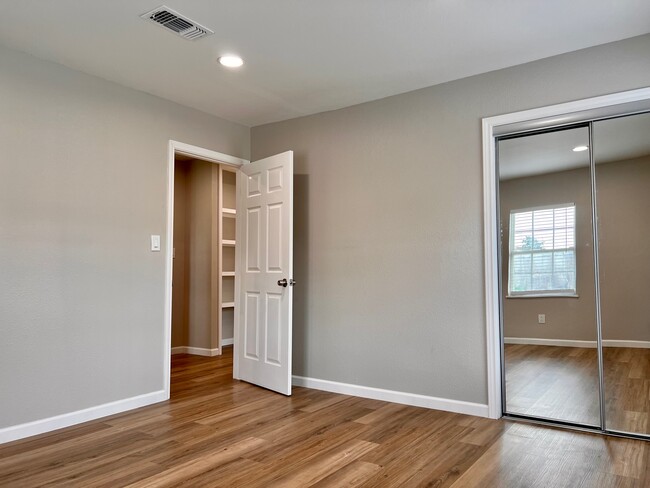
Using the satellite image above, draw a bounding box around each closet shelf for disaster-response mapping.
[222,239,236,246]
[222,271,235,277]
[223,208,236,217]
[221,302,235,308]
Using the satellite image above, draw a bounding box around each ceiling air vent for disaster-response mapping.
[141,6,214,41]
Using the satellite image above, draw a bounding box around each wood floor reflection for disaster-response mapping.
[505,344,650,434]
[604,347,650,434]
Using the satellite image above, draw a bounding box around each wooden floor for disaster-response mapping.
[2,348,650,487]
[505,344,650,434]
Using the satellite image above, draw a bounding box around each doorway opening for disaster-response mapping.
[164,141,246,399]
[171,155,237,358]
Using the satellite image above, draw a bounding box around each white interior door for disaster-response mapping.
[235,151,293,395]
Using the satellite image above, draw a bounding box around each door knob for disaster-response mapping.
[289,279,296,286]
[278,278,288,287]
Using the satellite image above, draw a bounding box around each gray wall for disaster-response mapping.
[251,34,650,405]
[172,161,190,348]
[0,45,249,429]
[172,159,218,350]
[187,160,216,349]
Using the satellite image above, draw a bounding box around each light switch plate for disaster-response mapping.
[151,235,161,252]
[538,314,546,324]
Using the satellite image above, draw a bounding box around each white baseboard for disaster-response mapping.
[0,390,166,445]
[505,337,596,348]
[171,346,221,356]
[292,375,488,418]
[602,340,650,349]
[221,338,234,347]
[505,337,650,349]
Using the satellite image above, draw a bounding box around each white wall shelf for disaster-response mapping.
[219,168,237,349]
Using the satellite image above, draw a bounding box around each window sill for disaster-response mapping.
[507,294,579,299]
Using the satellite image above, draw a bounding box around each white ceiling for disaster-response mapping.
[1,1,649,127]
[499,112,650,180]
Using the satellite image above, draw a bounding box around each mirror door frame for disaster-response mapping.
[482,87,650,424]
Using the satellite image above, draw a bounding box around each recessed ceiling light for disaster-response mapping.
[572,145,589,152]
[218,55,244,68]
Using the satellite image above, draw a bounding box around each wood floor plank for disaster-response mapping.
[172,457,265,488]
[310,460,382,487]
[354,402,410,425]
[264,439,378,487]
[124,436,267,488]
[299,393,352,413]
[357,422,479,487]
[48,459,163,488]
[0,422,113,459]
[458,416,513,446]
[2,437,174,488]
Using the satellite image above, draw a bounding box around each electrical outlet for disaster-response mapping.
[538,314,546,324]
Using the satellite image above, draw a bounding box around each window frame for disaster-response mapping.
[507,203,578,298]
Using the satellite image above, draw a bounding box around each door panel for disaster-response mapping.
[594,112,650,436]
[246,207,261,271]
[498,127,601,427]
[235,151,293,395]
[265,293,282,365]
[267,203,283,271]
[244,292,260,360]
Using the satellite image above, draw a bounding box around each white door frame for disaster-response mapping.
[163,140,249,400]
[482,87,650,419]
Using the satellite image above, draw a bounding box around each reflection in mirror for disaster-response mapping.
[498,126,600,426]
[594,112,650,435]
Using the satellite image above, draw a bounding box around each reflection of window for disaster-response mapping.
[508,204,576,296]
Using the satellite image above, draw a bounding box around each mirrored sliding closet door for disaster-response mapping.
[498,126,601,427]
[594,112,650,436]
[497,107,650,438]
